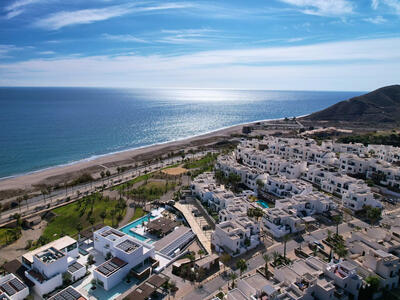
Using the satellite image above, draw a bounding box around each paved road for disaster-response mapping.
[180,219,364,300]
[0,151,216,223]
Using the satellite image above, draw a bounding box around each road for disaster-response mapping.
[180,219,366,300]
[0,151,216,224]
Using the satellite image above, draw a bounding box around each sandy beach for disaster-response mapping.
[0,122,246,193]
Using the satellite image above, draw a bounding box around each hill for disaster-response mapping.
[304,85,400,124]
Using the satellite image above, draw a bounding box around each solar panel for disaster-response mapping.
[109,261,118,269]
[66,287,81,299]
[98,266,109,275]
[9,278,26,292]
[1,283,16,296]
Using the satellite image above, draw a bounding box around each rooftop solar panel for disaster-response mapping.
[1,283,16,296]
[9,278,26,292]
[66,287,81,298]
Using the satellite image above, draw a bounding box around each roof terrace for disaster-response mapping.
[35,247,65,264]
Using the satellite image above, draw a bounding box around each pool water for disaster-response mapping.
[84,278,138,300]
[119,214,155,243]
[257,200,269,208]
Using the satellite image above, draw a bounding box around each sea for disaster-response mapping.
[0,88,363,179]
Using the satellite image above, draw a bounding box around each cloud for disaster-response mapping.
[0,44,23,58]
[382,0,400,14]
[4,0,44,19]
[158,29,218,44]
[34,2,193,30]
[102,34,148,43]
[278,0,354,16]
[371,0,380,9]
[1,37,399,91]
[38,51,55,55]
[364,15,387,23]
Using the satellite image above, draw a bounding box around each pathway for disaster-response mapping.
[174,201,212,254]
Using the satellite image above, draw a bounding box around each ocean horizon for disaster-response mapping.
[0,87,363,179]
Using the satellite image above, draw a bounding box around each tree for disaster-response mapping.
[229,272,238,289]
[197,249,205,258]
[262,253,271,278]
[366,206,381,225]
[87,254,95,265]
[16,197,23,212]
[236,259,247,277]
[272,251,280,265]
[228,173,241,193]
[23,194,29,209]
[89,216,95,232]
[256,179,264,195]
[332,214,342,235]
[282,234,291,259]
[100,210,107,224]
[334,241,348,259]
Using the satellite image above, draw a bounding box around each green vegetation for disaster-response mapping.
[0,227,21,247]
[41,192,126,243]
[129,180,176,202]
[69,173,94,186]
[129,207,146,222]
[113,172,154,192]
[184,153,219,177]
[337,132,400,147]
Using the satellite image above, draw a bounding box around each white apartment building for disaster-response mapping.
[348,227,400,254]
[342,183,382,212]
[339,154,370,175]
[322,141,367,155]
[368,144,400,164]
[93,226,156,291]
[218,198,249,222]
[0,274,29,300]
[263,175,312,198]
[275,191,336,217]
[212,216,260,256]
[21,236,82,297]
[262,208,305,238]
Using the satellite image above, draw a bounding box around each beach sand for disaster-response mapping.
[0,123,245,192]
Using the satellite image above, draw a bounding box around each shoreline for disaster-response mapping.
[0,114,308,192]
[0,119,251,191]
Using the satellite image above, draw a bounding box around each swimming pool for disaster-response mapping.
[120,214,155,235]
[119,214,156,243]
[257,200,269,208]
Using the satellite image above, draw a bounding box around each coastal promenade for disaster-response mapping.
[0,151,216,225]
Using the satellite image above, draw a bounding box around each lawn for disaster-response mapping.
[129,180,176,201]
[41,192,126,242]
[183,153,218,169]
[129,207,146,222]
[113,172,154,192]
[0,227,21,247]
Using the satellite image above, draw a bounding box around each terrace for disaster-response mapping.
[95,257,128,278]
[116,239,140,254]
[36,247,65,264]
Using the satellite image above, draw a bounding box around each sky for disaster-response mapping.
[0,0,399,91]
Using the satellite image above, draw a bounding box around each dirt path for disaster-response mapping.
[0,221,46,262]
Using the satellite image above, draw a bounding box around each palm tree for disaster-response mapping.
[197,249,205,258]
[220,253,231,274]
[236,259,247,277]
[283,234,291,259]
[0,203,2,219]
[41,189,47,204]
[89,216,95,232]
[16,197,23,212]
[229,272,238,289]
[262,253,271,278]
[23,194,29,209]
[76,223,83,242]
[110,209,116,227]
[272,251,280,265]
[333,214,342,235]
[100,210,107,224]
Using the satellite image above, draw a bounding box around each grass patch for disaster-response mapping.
[183,153,218,169]
[112,172,154,192]
[129,180,176,201]
[129,207,146,222]
[0,227,21,247]
[41,192,126,243]
[337,131,400,147]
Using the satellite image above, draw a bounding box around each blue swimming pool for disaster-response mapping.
[257,200,269,208]
[120,214,155,235]
[130,232,148,242]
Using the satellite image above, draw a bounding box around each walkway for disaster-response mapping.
[174,201,212,254]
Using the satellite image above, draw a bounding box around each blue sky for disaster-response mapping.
[0,0,399,90]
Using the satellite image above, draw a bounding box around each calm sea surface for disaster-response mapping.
[0,88,363,178]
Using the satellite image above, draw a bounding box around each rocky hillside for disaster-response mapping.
[304,85,400,124]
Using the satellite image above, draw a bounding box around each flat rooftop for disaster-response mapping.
[116,239,140,253]
[96,257,127,277]
[0,277,27,297]
[49,286,86,300]
[35,247,65,264]
[68,262,85,274]
[22,236,76,263]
